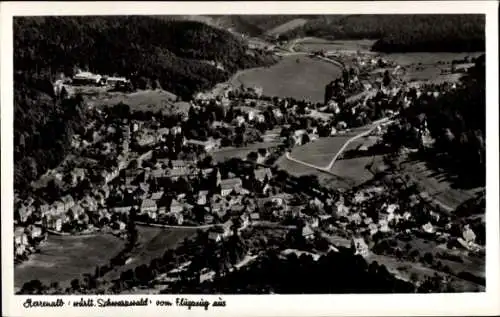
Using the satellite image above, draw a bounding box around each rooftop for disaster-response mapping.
[254,168,272,181]
[220,177,242,189]
[151,191,164,200]
[141,199,157,209]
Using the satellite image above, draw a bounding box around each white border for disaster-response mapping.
[1,2,499,317]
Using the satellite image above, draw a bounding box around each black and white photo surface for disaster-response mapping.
[2,1,499,317]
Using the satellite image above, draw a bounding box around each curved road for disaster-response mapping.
[286,117,391,173]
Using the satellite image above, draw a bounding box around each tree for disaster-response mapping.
[246,151,258,162]
[422,252,434,265]
[280,127,291,138]
[234,133,244,147]
[20,279,44,294]
[70,278,80,291]
[383,70,392,87]
[301,133,310,145]
[175,177,192,194]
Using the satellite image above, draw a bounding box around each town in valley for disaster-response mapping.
[13,15,486,295]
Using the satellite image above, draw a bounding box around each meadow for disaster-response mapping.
[381,52,483,82]
[296,38,377,53]
[15,234,124,288]
[330,155,380,187]
[231,55,342,103]
[83,89,191,115]
[274,155,354,189]
[289,126,376,169]
[290,136,353,168]
[104,225,199,280]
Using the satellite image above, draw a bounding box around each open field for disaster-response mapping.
[325,136,382,186]
[275,155,355,189]
[15,234,124,288]
[104,225,199,280]
[231,55,342,103]
[81,89,190,115]
[296,38,377,53]
[290,136,353,168]
[380,52,483,82]
[289,123,378,169]
[211,141,282,163]
[330,155,381,187]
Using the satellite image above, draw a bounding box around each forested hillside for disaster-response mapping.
[14,74,86,192]
[281,15,485,52]
[14,16,276,99]
[386,55,486,186]
[13,16,276,191]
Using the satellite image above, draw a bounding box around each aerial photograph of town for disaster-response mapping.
[13,14,486,295]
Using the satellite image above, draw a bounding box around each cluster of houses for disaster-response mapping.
[18,47,481,271]
[322,178,482,257]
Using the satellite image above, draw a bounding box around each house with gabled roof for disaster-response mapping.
[171,160,192,170]
[167,167,192,180]
[197,190,209,205]
[220,177,243,196]
[141,199,157,214]
[61,195,75,211]
[113,206,133,214]
[204,213,215,224]
[53,200,65,215]
[151,191,164,201]
[302,224,315,240]
[254,168,272,183]
[71,168,86,185]
[150,169,166,180]
[169,199,183,214]
[250,212,260,222]
[68,204,85,221]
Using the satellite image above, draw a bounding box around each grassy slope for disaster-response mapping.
[15,234,124,287]
[103,226,198,280]
[291,136,352,168]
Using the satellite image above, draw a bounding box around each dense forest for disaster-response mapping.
[13,16,276,191]
[280,15,485,52]
[14,16,276,99]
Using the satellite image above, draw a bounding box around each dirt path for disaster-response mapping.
[286,117,391,172]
